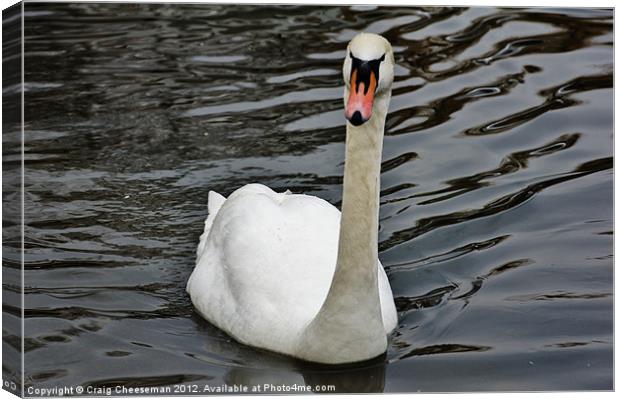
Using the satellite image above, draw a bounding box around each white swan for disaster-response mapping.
[187,33,397,364]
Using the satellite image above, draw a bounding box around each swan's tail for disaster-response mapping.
[196,191,226,261]
[208,190,226,215]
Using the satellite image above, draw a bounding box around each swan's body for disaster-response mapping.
[187,185,397,355]
[187,33,397,364]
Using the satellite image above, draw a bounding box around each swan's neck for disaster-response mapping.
[296,94,390,363]
[333,97,387,305]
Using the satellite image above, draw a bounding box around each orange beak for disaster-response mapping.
[345,68,377,126]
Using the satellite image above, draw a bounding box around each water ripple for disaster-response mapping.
[14,3,613,393]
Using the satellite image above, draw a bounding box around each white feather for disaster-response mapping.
[187,184,397,356]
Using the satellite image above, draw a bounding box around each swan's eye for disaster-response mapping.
[348,52,386,93]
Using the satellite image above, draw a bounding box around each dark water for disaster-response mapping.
[3,2,613,393]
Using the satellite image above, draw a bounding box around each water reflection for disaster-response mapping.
[223,356,387,393]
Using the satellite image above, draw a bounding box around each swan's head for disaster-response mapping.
[343,33,394,126]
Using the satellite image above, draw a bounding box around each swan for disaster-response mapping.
[187,32,397,364]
